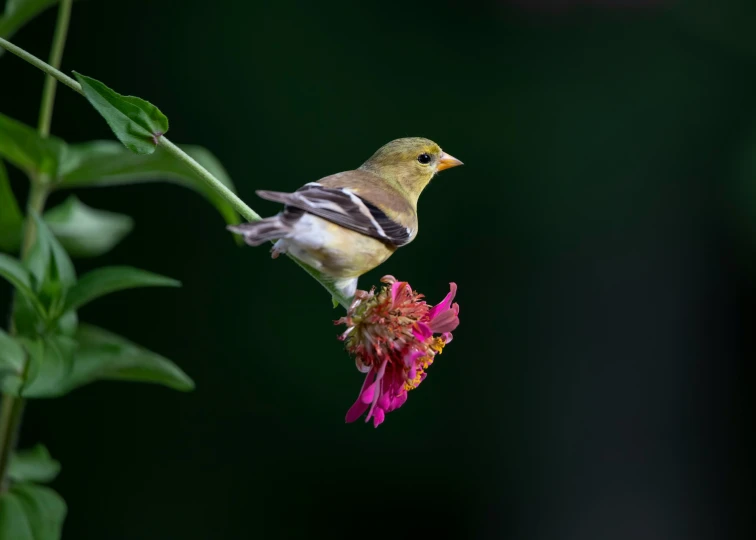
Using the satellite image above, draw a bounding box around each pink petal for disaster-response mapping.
[392,392,408,411]
[372,407,386,428]
[365,360,387,423]
[345,368,375,423]
[345,399,369,424]
[404,349,425,364]
[360,382,376,404]
[426,283,458,321]
[391,281,408,306]
[412,322,432,341]
[428,309,459,334]
[378,391,390,411]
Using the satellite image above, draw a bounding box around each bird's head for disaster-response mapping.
[359,137,462,205]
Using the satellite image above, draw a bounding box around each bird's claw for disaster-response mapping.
[349,290,369,312]
[347,289,370,315]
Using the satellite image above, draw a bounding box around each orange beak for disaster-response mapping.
[437,152,463,171]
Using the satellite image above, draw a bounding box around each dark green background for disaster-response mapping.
[2,0,756,538]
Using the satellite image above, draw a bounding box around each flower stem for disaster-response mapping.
[0,183,50,492]
[0,395,23,492]
[0,1,70,492]
[0,36,353,308]
[38,0,73,138]
[19,183,50,255]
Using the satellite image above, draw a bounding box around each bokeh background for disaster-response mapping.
[2,0,756,538]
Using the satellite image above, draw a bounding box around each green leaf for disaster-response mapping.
[0,0,59,44]
[71,324,194,392]
[0,253,46,327]
[25,212,76,294]
[0,329,26,395]
[54,309,77,338]
[0,113,64,177]
[8,445,61,484]
[19,336,77,398]
[43,196,133,258]
[7,326,193,397]
[0,483,67,540]
[57,140,240,226]
[10,296,44,344]
[0,253,36,302]
[63,266,180,313]
[0,160,23,251]
[0,490,33,540]
[0,327,24,377]
[73,72,169,155]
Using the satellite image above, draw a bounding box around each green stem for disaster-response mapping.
[19,183,50,255]
[0,1,71,492]
[0,395,23,491]
[38,0,73,138]
[0,36,353,308]
[0,182,50,492]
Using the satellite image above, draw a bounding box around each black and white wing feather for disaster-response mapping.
[255,183,412,246]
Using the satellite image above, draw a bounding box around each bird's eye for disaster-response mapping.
[417,153,431,164]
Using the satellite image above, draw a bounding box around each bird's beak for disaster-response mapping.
[437,152,463,171]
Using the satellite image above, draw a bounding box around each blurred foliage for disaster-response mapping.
[0,0,58,45]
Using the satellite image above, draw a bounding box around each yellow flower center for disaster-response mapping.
[404,356,434,392]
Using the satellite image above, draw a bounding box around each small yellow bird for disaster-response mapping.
[228,137,462,298]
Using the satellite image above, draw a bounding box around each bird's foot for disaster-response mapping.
[270,240,287,259]
[348,289,371,314]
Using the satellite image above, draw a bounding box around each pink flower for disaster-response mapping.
[336,276,460,428]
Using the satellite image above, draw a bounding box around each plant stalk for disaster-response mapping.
[0,395,23,491]
[0,182,50,492]
[0,35,353,308]
[0,0,71,492]
[38,0,73,138]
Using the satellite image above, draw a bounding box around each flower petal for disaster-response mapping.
[372,407,386,428]
[427,282,457,319]
[428,308,459,334]
[345,399,370,424]
[365,360,387,422]
[413,322,432,341]
[360,382,377,404]
[391,281,409,307]
[345,368,375,423]
[378,390,391,411]
[391,391,408,411]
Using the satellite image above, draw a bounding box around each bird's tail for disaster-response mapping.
[227,215,293,247]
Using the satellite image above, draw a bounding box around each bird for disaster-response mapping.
[227,137,463,300]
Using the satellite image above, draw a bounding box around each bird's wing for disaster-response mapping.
[256,183,412,246]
